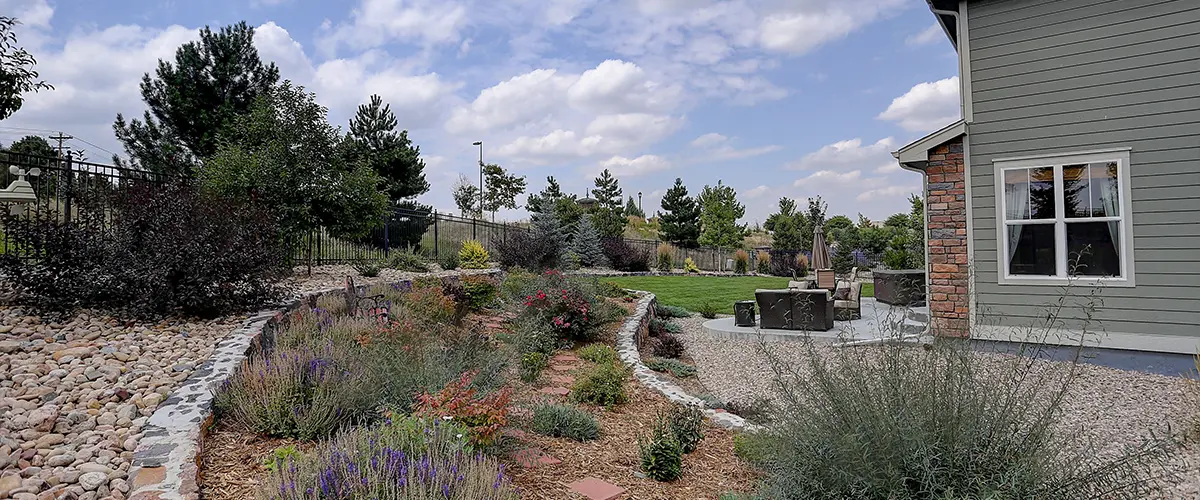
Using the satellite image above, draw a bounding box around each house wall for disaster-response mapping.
[926,137,970,337]
[965,0,1200,351]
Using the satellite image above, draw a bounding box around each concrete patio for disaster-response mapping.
[700,297,929,343]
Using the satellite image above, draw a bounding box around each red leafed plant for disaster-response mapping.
[523,287,593,340]
[415,371,512,446]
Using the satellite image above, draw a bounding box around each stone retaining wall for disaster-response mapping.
[127,272,497,500]
[614,292,753,430]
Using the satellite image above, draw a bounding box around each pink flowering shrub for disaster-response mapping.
[519,270,600,341]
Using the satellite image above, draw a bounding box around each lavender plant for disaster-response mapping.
[258,415,519,499]
[213,344,373,440]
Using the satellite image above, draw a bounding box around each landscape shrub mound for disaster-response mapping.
[458,240,490,269]
[213,344,372,440]
[746,331,1181,499]
[530,403,600,442]
[571,361,629,407]
[0,182,288,318]
[258,414,519,499]
[601,237,651,272]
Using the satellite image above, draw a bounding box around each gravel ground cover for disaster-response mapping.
[675,315,1200,498]
[0,307,245,499]
[287,264,495,294]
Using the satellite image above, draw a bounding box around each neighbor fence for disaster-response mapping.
[291,208,530,266]
[0,152,164,258]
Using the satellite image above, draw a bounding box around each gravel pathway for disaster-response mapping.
[288,265,496,294]
[0,307,244,499]
[675,315,1200,497]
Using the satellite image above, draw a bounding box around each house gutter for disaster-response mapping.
[929,4,967,124]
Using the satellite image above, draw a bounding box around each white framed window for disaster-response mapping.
[993,148,1135,287]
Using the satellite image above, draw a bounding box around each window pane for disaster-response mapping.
[1007,223,1056,276]
[1065,162,1120,218]
[1067,221,1121,277]
[1004,169,1030,220]
[1029,167,1055,219]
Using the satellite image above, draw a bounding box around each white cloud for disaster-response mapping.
[690,133,727,148]
[319,0,468,55]
[874,162,902,174]
[857,184,921,202]
[743,185,770,199]
[795,169,864,187]
[786,137,896,171]
[906,23,943,46]
[593,154,672,177]
[687,132,780,162]
[495,113,682,164]
[567,60,683,114]
[757,0,905,55]
[444,69,577,134]
[878,76,961,132]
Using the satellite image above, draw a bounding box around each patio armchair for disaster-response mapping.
[833,280,862,320]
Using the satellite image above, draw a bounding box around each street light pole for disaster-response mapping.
[638,191,643,214]
[472,141,483,219]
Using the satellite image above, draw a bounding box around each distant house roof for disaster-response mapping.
[928,0,960,48]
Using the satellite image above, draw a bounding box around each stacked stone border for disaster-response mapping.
[126,272,498,500]
[614,291,754,431]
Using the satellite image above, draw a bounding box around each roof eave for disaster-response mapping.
[928,0,960,49]
[892,119,967,172]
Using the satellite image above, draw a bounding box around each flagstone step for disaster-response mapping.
[567,477,626,500]
[512,448,561,468]
[538,386,570,397]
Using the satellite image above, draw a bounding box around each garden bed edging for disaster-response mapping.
[615,291,754,431]
[126,271,499,500]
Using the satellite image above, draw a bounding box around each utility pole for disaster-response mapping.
[49,132,72,160]
[472,141,484,219]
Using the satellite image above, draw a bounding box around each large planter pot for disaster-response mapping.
[873,269,926,306]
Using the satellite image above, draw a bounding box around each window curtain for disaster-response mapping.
[1101,169,1121,257]
[1004,171,1031,267]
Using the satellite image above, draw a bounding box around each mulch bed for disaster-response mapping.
[197,299,761,499]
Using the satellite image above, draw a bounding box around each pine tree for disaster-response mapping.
[624,196,644,218]
[531,209,565,267]
[697,180,747,248]
[346,94,428,203]
[658,178,700,248]
[591,169,625,238]
[769,197,805,251]
[570,213,606,267]
[527,176,565,214]
[114,21,279,175]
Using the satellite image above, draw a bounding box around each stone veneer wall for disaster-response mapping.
[126,273,495,500]
[924,136,970,337]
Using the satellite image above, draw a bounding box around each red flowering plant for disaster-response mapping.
[414,371,512,447]
[519,270,600,341]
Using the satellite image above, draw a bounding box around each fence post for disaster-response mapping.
[62,156,73,224]
[382,215,390,256]
[433,210,439,257]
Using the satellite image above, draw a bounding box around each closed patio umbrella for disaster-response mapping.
[811,225,832,270]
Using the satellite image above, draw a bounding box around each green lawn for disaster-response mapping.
[603,275,875,315]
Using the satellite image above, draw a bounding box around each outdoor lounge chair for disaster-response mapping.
[834,281,862,320]
[754,288,834,331]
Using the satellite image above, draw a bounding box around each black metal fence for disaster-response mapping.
[291,209,530,266]
[0,152,164,257]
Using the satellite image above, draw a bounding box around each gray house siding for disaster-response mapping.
[965,0,1200,340]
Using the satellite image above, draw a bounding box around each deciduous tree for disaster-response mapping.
[452,174,481,218]
[482,163,526,221]
[0,16,53,120]
[201,82,387,239]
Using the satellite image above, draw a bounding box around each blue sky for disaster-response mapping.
[2,0,961,224]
